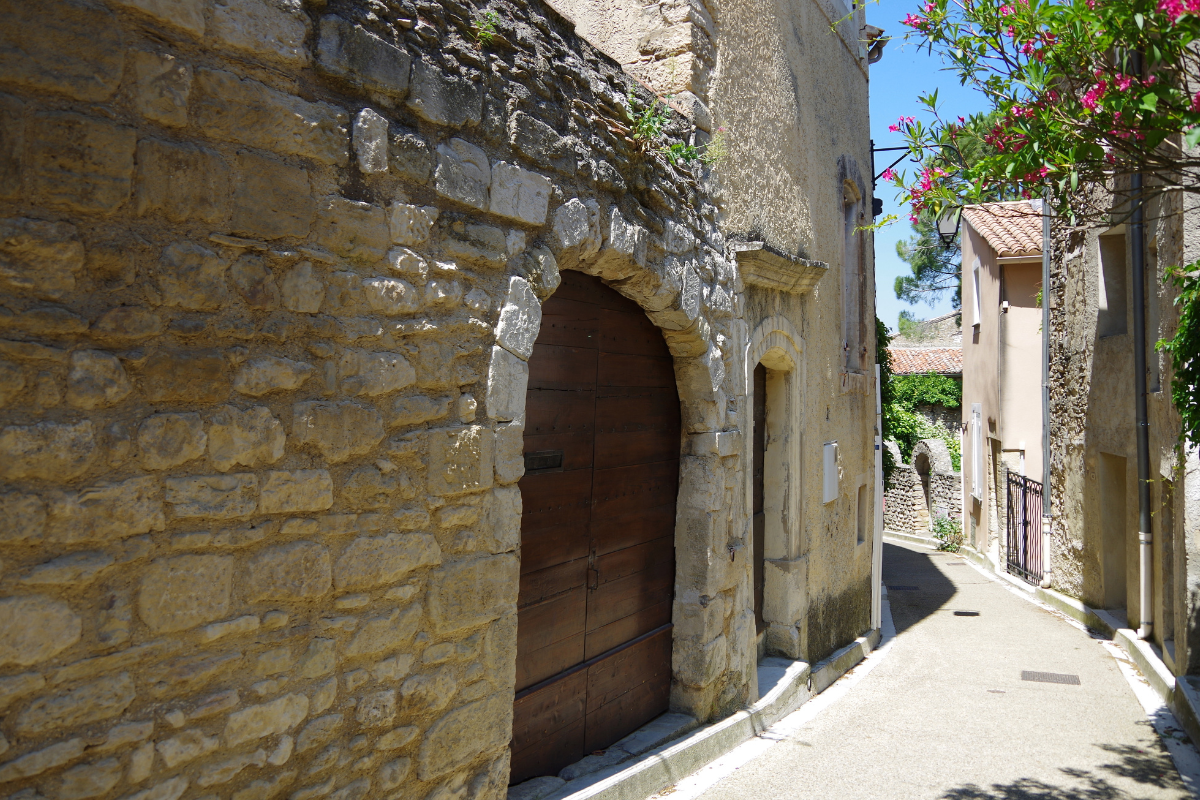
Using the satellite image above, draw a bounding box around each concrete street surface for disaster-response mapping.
[694,541,1194,799]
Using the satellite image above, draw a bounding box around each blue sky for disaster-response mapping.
[866,0,989,331]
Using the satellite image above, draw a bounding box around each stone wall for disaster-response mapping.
[884,439,961,537]
[0,1,750,798]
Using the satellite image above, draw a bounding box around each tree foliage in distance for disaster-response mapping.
[883,372,964,470]
[895,216,964,308]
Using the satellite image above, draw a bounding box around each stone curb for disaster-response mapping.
[882,529,940,550]
[948,542,1200,750]
[543,628,883,800]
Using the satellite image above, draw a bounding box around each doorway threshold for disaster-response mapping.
[507,628,882,800]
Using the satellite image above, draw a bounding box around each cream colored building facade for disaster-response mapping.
[0,0,879,798]
[960,201,1045,563]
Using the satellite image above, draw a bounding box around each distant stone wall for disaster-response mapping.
[884,439,961,537]
[0,1,749,799]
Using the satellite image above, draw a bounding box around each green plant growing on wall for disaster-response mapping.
[877,317,898,488]
[1159,266,1200,450]
[882,371,963,470]
[472,10,499,45]
[932,515,964,552]
[627,90,671,152]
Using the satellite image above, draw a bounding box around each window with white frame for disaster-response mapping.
[970,403,983,499]
[971,257,982,328]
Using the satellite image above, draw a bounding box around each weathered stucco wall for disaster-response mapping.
[0,0,759,798]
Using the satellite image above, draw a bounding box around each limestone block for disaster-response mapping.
[407,60,482,127]
[425,278,462,308]
[375,727,417,752]
[390,128,434,183]
[377,757,411,789]
[329,778,370,800]
[550,198,601,268]
[427,555,518,634]
[399,668,456,714]
[0,595,81,667]
[296,639,336,679]
[0,0,124,101]
[488,486,521,553]
[389,394,451,428]
[28,112,135,214]
[523,246,561,300]
[673,632,726,688]
[139,554,233,633]
[234,356,315,396]
[164,474,258,519]
[225,695,307,753]
[197,748,267,787]
[138,412,207,470]
[0,673,45,712]
[110,0,205,34]
[45,476,164,543]
[509,111,576,174]
[424,425,494,496]
[0,738,85,783]
[1,306,87,336]
[316,15,411,98]
[434,139,490,212]
[486,346,528,423]
[0,94,20,200]
[341,465,403,509]
[334,533,441,589]
[590,207,648,280]
[208,405,285,472]
[0,216,84,299]
[135,139,229,224]
[230,253,279,309]
[489,162,551,226]
[138,349,230,403]
[128,741,154,782]
[493,424,524,486]
[268,735,293,765]
[343,604,422,658]
[122,775,190,800]
[354,108,389,175]
[357,690,397,727]
[194,69,348,166]
[230,151,315,239]
[292,400,385,463]
[417,694,512,780]
[132,51,192,127]
[313,197,389,264]
[55,757,123,800]
[66,350,131,409]
[0,419,95,481]
[362,277,419,316]
[0,494,45,544]
[387,204,439,246]
[259,470,334,514]
[441,223,508,268]
[465,289,490,314]
[211,0,310,65]
[16,673,136,736]
[157,730,219,768]
[245,541,332,601]
[495,277,542,361]
[157,242,230,311]
[0,358,23,406]
[281,261,324,313]
[297,713,342,753]
[21,551,113,587]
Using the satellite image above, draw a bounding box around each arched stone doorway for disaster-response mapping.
[913,452,933,532]
[509,271,681,782]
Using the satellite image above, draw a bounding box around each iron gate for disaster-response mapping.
[1006,474,1043,584]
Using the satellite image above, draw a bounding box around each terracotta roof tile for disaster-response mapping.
[888,347,962,376]
[962,200,1043,257]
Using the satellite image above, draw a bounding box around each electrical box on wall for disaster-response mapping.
[823,441,839,504]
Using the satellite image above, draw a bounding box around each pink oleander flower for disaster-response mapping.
[1000,4,1014,14]
[1115,74,1134,91]
[1021,41,1035,55]
[888,124,900,132]
[1192,90,1200,111]
[881,168,897,181]
[1160,0,1185,20]
[903,12,927,25]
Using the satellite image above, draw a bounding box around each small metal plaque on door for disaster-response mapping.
[524,450,564,474]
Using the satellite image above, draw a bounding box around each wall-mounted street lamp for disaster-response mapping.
[936,207,962,248]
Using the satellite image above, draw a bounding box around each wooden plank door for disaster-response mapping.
[510,272,680,784]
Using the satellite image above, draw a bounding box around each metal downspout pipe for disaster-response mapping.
[1131,169,1154,640]
[1041,192,1053,588]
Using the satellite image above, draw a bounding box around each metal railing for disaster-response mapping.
[1006,474,1044,584]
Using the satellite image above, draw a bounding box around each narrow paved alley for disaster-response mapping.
[687,542,1193,799]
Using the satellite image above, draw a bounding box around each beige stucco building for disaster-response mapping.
[959,201,1045,567]
[0,0,880,798]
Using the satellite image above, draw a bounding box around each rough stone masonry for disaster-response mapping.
[0,0,751,799]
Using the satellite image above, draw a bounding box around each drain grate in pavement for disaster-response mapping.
[953,610,980,616]
[888,585,919,591]
[1021,670,1081,685]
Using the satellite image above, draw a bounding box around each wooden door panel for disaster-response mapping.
[589,504,677,556]
[598,352,676,388]
[517,586,586,655]
[516,632,585,692]
[583,600,672,660]
[519,558,588,608]
[528,344,598,390]
[537,298,601,348]
[584,673,671,754]
[513,668,587,741]
[519,468,591,532]
[586,563,674,632]
[591,460,680,522]
[594,388,680,469]
[553,270,640,310]
[510,716,584,785]
[585,626,672,714]
[594,537,673,586]
[598,308,671,356]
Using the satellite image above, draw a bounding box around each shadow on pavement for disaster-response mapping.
[938,739,1188,799]
[881,542,958,635]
